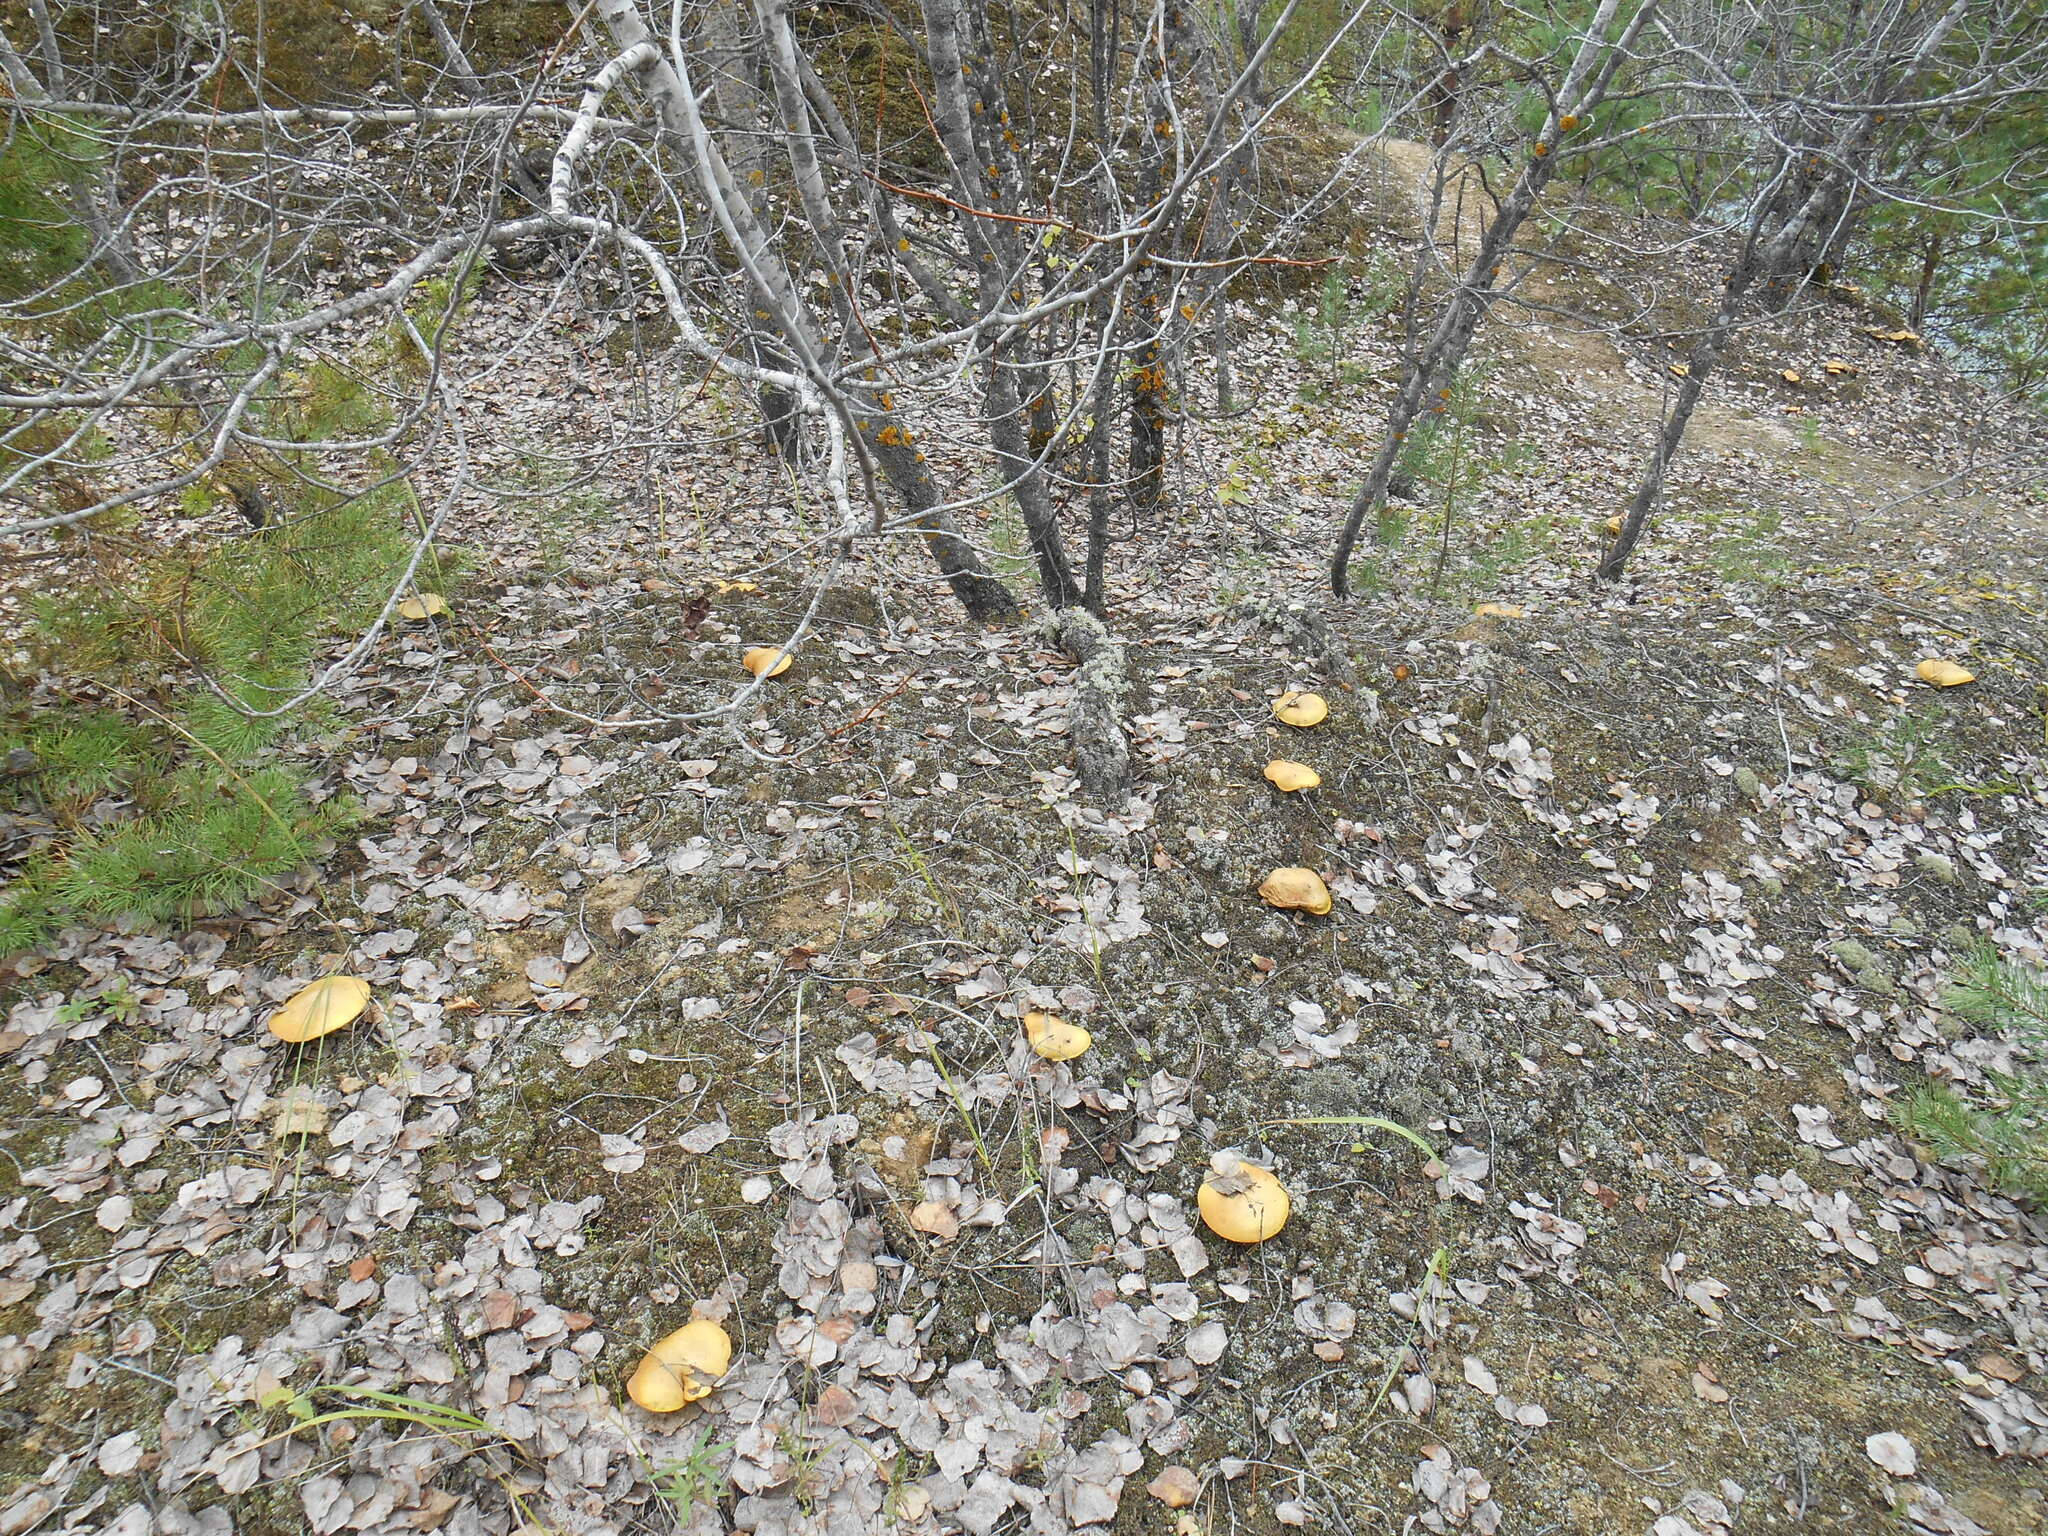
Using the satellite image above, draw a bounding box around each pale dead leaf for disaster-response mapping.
[1864,1431,1917,1477]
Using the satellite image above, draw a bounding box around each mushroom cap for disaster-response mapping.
[1473,602,1525,619]
[1272,691,1328,727]
[1023,1010,1092,1062]
[743,645,794,678]
[1198,1159,1291,1243]
[1264,760,1321,792]
[267,976,372,1043]
[627,1319,733,1412]
[398,593,449,620]
[1602,515,1624,536]
[1915,658,1974,688]
[1259,867,1332,915]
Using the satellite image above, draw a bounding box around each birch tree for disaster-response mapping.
[1598,0,2039,580]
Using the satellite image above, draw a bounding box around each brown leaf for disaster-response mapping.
[813,1383,860,1427]
[1976,1353,2025,1384]
[1147,1466,1201,1508]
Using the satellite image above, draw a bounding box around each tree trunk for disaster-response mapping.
[1329,160,1552,594]
[989,359,1081,607]
[1052,607,1131,803]
[1127,16,1171,517]
[917,0,1079,604]
[698,0,805,458]
[1083,316,1117,615]
[1910,234,1942,331]
[1597,252,1761,582]
[865,430,1023,622]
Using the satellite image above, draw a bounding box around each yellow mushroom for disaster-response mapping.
[1271,691,1328,727]
[1197,1152,1291,1243]
[742,645,794,678]
[267,976,372,1044]
[1264,760,1321,793]
[1023,1009,1092,1062]
[1602,515,1624,537]
[1259,867,1332,915]
[627,1318,733,1412]
[1915,659,1974,688]
[397,593,449,620]
[1473,602,1525,619]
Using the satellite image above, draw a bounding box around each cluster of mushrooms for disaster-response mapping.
[257,671,1463,1425]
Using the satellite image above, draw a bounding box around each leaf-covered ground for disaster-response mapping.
[4,153,2048,1536]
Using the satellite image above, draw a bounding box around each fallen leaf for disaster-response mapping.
[1864,1431,1917,1477]
[1146,1466,1200,1508]
[910,1200,960,1239]
[270,1087,329,1138]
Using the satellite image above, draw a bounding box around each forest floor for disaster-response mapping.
[3,144,2048,1536]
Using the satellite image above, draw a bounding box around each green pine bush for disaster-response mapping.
[0,98,432,954]
[0,482,410,947]
[1894,939,2048,1203]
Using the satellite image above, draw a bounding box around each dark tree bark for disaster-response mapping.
[1910,233,1943,331]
